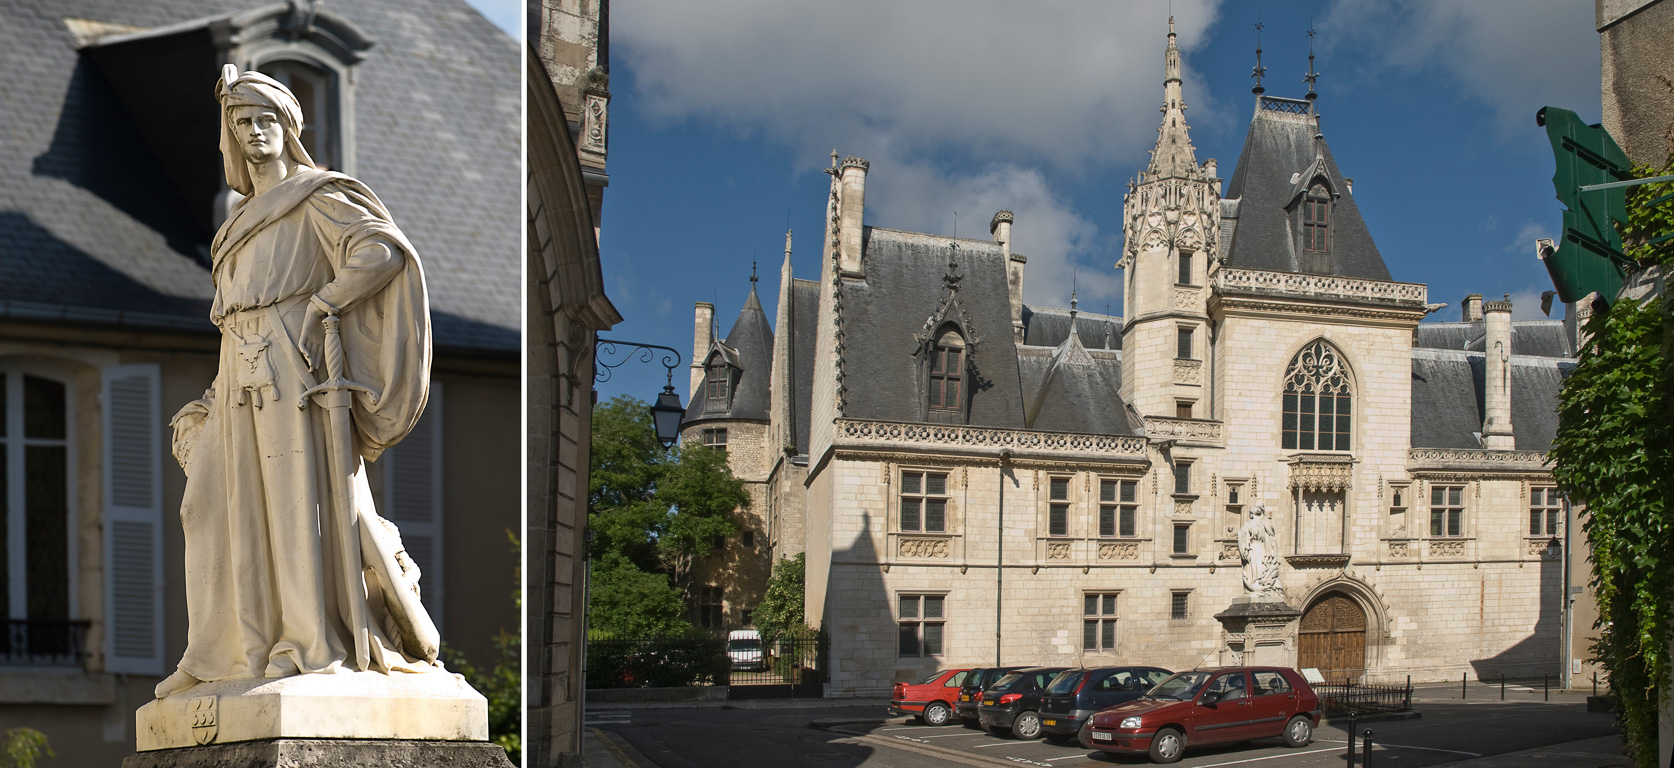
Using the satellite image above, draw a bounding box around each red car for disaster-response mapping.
[1085,667,1319,764]
[889,668,972,725]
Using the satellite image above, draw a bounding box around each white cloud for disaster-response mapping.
[1320,0,1599,132]
[615,1,1224,172]
[1508,289,1555,321]
[1504,220,1549,254]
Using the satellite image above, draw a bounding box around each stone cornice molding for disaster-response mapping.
[834,419,1149,464]
[1209,295,1428,326]
[1407,448,1552,475]
[1213,268,1427,309]
[1285,453,1355,491]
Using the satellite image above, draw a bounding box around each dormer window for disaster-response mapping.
[1303,183,1330,253]
[259,59,339,171]
[928,328,965,414]
[706,363,732,408]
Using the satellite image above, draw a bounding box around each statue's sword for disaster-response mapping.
[297,314,380,671]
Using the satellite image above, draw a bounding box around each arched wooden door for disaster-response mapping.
[1298,592,1366,680]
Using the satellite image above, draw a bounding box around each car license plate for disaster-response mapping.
[983,700,995,706]
[1093,732,1113,742]
[1043,719,1056,726]
[961,695,970,702]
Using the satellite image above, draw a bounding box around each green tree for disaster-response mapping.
[586,395,748,630]
[1550,157,1674,768]
[0,728,51,768]
[753,553,806,643]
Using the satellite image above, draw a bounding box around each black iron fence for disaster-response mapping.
[585,628,827,690]
[1,619,90,667]
[1315,677,1413,715]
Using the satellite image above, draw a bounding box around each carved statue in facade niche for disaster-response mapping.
[1238,505,1283,599]
[155,66,440,699]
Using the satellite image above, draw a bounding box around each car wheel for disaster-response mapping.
[1077,721,1093,749]
[1012,711,1043,740]
[1282,715,1313,747]
[1148,727,1185,764]
[923,702,952,726]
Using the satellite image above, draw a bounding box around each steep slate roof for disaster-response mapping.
[838,227,1137,435]
[0,0,519,352]
[686,285,774,423]
[1409,349,1573,451]
[1220,99,1391,281]
[1413,321,1574,358]
[1015,347,1130,435]
[1022,305,1122,350]
[788,278,819,455]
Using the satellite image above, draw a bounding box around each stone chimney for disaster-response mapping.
[992,211,1026,342]
[1482,295,1515,450]
[837,156,869,276]
[691,301,713,397]
[1461,293,1484,322]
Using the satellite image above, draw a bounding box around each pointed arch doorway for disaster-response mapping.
[1298,592,1366,680]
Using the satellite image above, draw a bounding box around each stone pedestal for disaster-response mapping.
[1213,598,1303,668]
[133,671,488,751]
[121,739,513,768]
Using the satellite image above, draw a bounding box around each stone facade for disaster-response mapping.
[703,21,1582,698]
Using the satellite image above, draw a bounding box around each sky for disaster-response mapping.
[588,0,1602,409]
[463,0,519,39]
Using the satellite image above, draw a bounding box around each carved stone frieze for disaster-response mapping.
[1408,448,1552,474]
[1387,541,1410,558]
[1142,416,1224,446]
[1284,554,1350,569]
[1046,542,1072,560]
[1099,541,1141,561]
[1173,358,1203,386]
[1173,287,1203,312]
[1287,455,1354,492]
[898,538,950,558]
[580,91,609,157]
[1174,499,1194,516]
[1214,268,1427,307]
[835,419,1149,458]
[1527,538,1562,558]
[1219,542,1239,561]
[1429,540,1466,558]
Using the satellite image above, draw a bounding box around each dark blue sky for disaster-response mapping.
[591,1,1600,408]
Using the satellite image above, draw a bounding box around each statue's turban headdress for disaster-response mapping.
[215,64,317,195]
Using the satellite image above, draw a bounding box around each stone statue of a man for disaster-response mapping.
[1238,505,1283,599]
[154,66,439,699]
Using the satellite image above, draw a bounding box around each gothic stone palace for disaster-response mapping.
[682,24,1580,695]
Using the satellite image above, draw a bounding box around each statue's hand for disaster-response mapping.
[168,395,213,474]
[297,304,327,371]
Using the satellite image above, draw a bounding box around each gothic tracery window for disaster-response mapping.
[1282,340,1353,451]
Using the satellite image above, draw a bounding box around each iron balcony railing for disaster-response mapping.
[1,619,91,667]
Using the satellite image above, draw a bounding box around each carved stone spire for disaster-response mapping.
[1147,16,1199,178]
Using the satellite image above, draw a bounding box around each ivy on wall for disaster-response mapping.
[1550,158,1674,768]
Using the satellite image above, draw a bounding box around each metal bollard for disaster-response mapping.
[1462,671,1467,700]
[1544,673,1549,701]
[1593,671,1598,697]
[1363,728,1374,766]
[1346,711,1358,768]
[1501,672,1506,701]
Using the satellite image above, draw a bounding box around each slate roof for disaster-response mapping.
[837,227,1136,434]
[1413,321,1574,358]
[0,0,519,352]
[788,278,818,455]
[1022,305,1122,350]
[1409,349,1573,451]
[1220,99,1391,281]
[686,285,773,424]
[1015,346,1130,435]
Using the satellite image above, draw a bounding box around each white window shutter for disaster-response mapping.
[102,364,163,675]
[384,382,443,629]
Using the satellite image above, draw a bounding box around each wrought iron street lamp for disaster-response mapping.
[594,338,685,447]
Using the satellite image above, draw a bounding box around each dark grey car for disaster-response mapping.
[1039,666,1173,746]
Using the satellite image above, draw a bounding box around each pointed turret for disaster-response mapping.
[1147,16,1200,177]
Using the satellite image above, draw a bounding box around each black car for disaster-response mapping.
[1038,666,1173,746]
[954,667,1022,727]
[976,666,1070,739]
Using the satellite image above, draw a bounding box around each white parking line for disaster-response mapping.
[974,741,1023,748]
[1187,746,1344,766]
[1042,754,1093,761]
[1373,742,1482,756]
[879,725,963,731]
[918,732,993,738]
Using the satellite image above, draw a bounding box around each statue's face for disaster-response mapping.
[229,104,285,165]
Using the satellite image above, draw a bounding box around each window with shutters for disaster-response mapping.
[371,381,444,627]
[1099,479,1138,537]
[1083,592,1119,651]
[898,593,945,657]
[101,363,162,674]
[1281,340,1354,451]
[899,470,948,533]
[0,362,80,667]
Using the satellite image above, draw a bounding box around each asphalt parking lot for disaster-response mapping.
[833,700,1619,767]
[590,697,1620,768]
